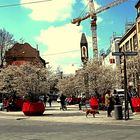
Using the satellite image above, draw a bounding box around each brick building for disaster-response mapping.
[5,43,46,67]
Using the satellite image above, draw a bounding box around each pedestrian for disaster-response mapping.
[43,95,47,107]
[60,94,67,110]
[79,94,86,110]
[47,95,52,107]
[47,94,52,107]
[105,89,114,117]
[127,82,137,113]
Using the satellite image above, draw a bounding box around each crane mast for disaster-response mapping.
[89,0,98,58]
[71,0,128,58]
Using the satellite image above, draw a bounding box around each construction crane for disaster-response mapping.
[71,0,128,58]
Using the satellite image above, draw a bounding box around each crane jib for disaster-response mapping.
[95,0,128,14]
[71,0,128,58]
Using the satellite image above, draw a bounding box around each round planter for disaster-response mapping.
[132,97,140,112]
[22,101,45,116]
[89,98,99,110]
[4,98,24,111]
[133,106,140,112]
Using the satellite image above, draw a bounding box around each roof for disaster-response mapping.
[5,42,46,67]
[6,43,39,58]
[80,33,87,44]
[135,0,140,8]
[119,24,136,45]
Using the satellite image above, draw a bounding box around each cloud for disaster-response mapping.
[81,0,103,24]
[21,0,76,22]
[35,23,85,74]
[82,0,101,10]
[97,16,103,23]
[21,0,103,74]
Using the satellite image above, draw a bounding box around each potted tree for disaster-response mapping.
[22,92,46,116]
[19,64,54,116]
[0,65,25,111]
[0,64,54,116]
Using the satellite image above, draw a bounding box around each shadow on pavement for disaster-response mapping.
[43,112,84,117]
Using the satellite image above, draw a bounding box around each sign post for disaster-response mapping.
[112,51,138,120]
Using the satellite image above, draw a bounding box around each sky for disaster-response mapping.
[0,0,138,74]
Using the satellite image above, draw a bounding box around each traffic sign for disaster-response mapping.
[124,52,138,56]
[112,52,123,56]
[112,52,138,56]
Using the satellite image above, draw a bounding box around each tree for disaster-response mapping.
[84,59,121,96]
[0,64,55,102]
[0,28,16,68]
[56,72,85,97]
[56,66,63,79]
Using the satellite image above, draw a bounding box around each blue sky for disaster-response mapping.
[0,0,138,74]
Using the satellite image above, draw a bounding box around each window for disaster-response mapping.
[125,41,129,51]
[133,34,138,50]
[138,22,140,32]
[130,38,132,51]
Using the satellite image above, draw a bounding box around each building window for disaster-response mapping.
[133,34,138,50]
[138,22,140,32]
[137,8,140,18]
[123,45,125,51]
[125,41,129,51]
[130,38,132,51]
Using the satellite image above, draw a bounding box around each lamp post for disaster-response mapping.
[112,51,138,120]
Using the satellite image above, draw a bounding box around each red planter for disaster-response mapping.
[22,101,45,116]
[4,98,24,111]
[132,97,140,112]
[89,98,99,110]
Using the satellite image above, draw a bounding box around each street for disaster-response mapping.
[0,101,140,140]
[0,118,140,140]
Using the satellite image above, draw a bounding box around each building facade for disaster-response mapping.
[135,0,140,96]
[119,23,137,86]
[118,0,140,94]
[101,35,121,70]
[136,0,140,50]
[5,43,46,67]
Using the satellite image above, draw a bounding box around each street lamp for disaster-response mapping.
[112,51,138,120]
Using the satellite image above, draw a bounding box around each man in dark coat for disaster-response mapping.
[60,94,66,110]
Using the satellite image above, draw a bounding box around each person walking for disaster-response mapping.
[127,82,137,113]
[105,89,114,117]
[79,94,86,110]
[47,95,52,107]
[60,94,67,110]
